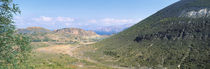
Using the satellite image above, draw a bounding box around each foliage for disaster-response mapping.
[0,0,31,68]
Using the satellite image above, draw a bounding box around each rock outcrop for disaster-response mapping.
[180,8,210,18]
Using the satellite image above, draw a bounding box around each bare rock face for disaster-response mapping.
[180,8,210,18]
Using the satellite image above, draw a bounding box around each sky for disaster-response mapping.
[14,0,179,30]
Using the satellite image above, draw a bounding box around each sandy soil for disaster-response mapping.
[36,45,79,56]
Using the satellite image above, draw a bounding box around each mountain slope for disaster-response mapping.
[87,0,210,69]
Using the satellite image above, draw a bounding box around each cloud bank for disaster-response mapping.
[14,16,141,30]
[32,16,75,22]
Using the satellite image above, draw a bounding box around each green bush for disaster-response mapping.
[0,0,31,68]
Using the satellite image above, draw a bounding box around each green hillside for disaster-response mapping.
[86,0,210,69]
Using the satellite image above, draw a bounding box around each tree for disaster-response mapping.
[0,0,31,69]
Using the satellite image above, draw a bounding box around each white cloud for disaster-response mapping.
[86,18,141,26]
[33,16,53,22]
[101,18,134,23]
[41,16,52,22]
[88,19,97,23]
[64,23,73,26]
[56,17,75,22]
[32,16,74,22]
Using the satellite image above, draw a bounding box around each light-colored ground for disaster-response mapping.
[36,45,79,56]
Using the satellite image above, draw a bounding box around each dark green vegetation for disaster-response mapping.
[86,0,210,69]
[0,0,31,69]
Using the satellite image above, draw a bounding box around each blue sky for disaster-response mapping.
[14,0,179,30]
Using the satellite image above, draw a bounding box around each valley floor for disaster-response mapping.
[30,42,127,69]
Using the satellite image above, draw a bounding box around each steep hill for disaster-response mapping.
[87,0,210,69]
[54,28,99,37]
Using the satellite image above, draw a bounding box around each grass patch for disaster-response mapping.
[26,51,114,69]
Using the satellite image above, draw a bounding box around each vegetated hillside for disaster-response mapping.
[88,0,210,69]
[17,27,52,34]
[17,27,108,44]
